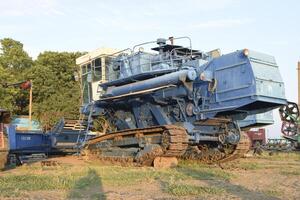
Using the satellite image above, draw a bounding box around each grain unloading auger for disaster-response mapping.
[76,37,287,165]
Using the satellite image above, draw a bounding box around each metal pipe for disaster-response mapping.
[197,136,219,142]
[103,69,197,98]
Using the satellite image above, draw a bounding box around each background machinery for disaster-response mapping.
[275,61,300,151]
[76,37,287,165]
[279,102,300,150]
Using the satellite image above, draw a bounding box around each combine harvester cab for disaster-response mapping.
[76,37,287,165]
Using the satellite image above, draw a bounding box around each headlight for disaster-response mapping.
[243,49,249,57]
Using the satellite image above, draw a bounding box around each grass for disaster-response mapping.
[0,161,233,198]
[0,172,85,197]
[1,152,299,198]
[165,183,224,196]
[280,170,300,176]
[262,189,283,197]
[236,162,264,170]
[177,160,233,180]
[0,174,76,190]
[256,152,300,161]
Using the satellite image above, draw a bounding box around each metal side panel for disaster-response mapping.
[206,50,286,117]
[238,111,274,128]
[215,59,254,103]
[249,51,285,100]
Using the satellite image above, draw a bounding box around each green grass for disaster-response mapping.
[0,162,234,198]
[165,183,224,196]
[0,174,79,190]
[97,166,154,186]
[7,154,299,198]
[280,170,300,176]
[0,172,85,197]
[262,189,282,197]
[178,160,233,180]
[257,152,300,161]
[236,162,264,170]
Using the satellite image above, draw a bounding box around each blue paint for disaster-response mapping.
[7,125,51,153]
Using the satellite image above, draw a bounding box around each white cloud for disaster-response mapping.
[0,0,65,17]
[189,18,254,29]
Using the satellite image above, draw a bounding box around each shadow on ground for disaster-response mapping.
[174,166,280,200]
[67,168,106,200]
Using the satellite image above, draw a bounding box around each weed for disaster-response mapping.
[262,189,282,197]
[258,152,300,161]
[280,170,300,176]
[236,162,264,170]
[165,183,224,196]
[176,166,233,181]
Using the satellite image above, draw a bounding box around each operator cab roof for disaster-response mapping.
[151,44,201,56]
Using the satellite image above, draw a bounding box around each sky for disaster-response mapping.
[0,0,299,138]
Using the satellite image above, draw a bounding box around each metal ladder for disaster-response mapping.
[75,102,94,152]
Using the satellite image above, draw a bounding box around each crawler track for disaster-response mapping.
[85,125,188,166]
[84,125,251,166]
[217,132,251,163]
[182,132,251,163]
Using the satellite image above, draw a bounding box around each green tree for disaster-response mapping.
[0,38,33,114]
[0,38,84,129]
[0,38,33,70]
[29,51,83,129]
[0,66,16,111]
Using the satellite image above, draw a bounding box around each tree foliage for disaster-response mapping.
[0,38,33,114]
[0,38,33,70]
[0,38,83,129]
[29,51,83,129]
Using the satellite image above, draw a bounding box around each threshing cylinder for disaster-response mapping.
[104,69,197,98]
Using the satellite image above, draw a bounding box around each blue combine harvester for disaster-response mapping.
[75,37,287,164]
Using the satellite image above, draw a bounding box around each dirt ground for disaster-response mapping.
[0,152,299,200]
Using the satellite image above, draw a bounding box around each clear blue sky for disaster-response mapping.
[1,0,299,138]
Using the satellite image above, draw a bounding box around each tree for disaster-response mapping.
[0,38,33,114]
[0,66,16,111]
[0,38,33,70]
[0,38,84,129]
[28,51,83,129]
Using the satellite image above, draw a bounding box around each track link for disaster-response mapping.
[217,132,251,163]
[85,125,188,166]
[182,132,251,163]
[85,126,250,165]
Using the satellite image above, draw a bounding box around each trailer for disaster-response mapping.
[246,128,266,147]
